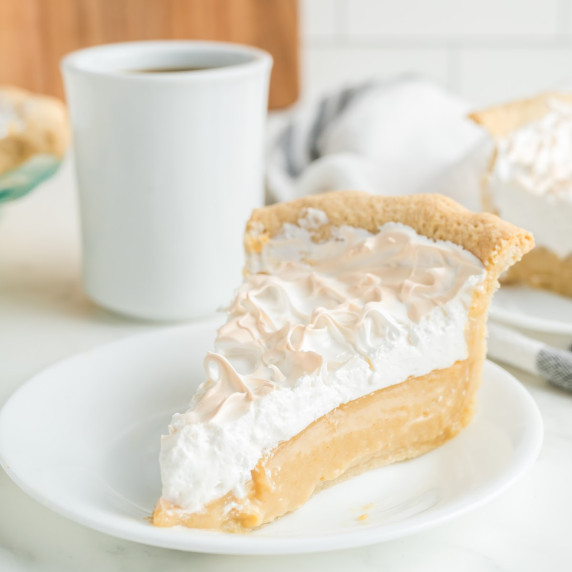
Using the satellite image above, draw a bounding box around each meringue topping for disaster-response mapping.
[494,99,572,200]
[159,210,485,512]
[489,99,572,257]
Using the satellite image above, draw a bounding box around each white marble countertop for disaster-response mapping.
[1,163,571,572]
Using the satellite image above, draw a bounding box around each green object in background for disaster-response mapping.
[0,154,62,203]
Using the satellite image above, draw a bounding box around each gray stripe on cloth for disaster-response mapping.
[279,123,297,177]
[537,348,572,392]
[308,82,375,163]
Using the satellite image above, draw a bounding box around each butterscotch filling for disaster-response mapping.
[154,352,483,532]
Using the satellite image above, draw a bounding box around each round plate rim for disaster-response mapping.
[0,322,544,555]
[490,284,572,335]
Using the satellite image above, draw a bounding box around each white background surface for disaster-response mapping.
[300,0,572,104]
[1,162,572,570]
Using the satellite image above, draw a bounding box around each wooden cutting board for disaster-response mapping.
[0,0,299,109]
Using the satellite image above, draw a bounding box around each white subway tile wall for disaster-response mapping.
[345,0,560,39]
[305,46,449,94]
[300,0,572,106]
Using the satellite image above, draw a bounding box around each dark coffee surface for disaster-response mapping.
[129,66,226,73]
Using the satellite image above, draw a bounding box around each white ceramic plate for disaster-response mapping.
[0,320,543,555]
[490,284,572,335]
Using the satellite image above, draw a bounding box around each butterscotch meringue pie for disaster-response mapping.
[470,93,572,297]
[153,191,533,532]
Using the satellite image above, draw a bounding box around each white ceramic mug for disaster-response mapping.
[61,41,272,321]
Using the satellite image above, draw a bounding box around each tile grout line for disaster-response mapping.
[446,43,461,94]
[557,0,570,39]
[304,35,572,50]
[334,0,349,45]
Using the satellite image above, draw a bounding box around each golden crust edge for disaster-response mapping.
[244,191,534,276]
[468,91,572,139]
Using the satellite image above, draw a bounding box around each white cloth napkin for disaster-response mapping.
[488,323,572,392]
[266,75,491,211]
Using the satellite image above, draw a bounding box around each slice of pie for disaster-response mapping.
[153,191,533,532]
[469,93,572,296]
[0,86,68,175]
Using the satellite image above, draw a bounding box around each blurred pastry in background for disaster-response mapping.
[0,86,68,202]
[470,93,572,297]
[0,86,68,174]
